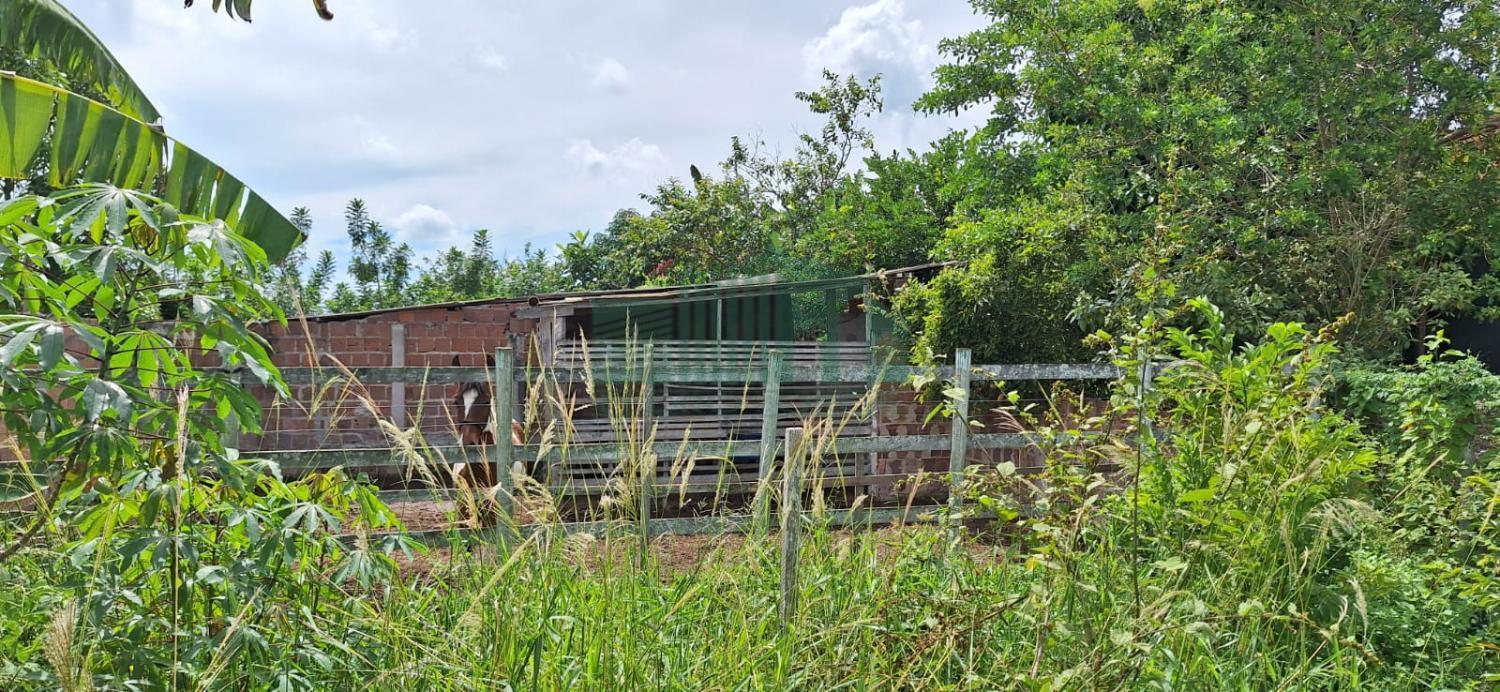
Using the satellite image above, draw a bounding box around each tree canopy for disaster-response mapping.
[902,0,1500,361]
[273,0,1500,365]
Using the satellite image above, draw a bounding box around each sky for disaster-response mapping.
[67,0,989,270]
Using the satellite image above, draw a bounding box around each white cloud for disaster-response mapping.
[68,0,983,270]
[391,204,459,248]
[475,47,510,73]
[803,0,936,106]
[590,57,634,91]
[348,9,420,53]
[325,115,404,164]
[565,138,668,181]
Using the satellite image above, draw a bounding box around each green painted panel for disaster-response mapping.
[592,292,792,342]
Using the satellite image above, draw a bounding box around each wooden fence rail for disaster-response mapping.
[273,362,1121,386]
[3,349,1128,518]
[339,347,1125,536]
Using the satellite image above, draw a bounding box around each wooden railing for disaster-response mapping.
[256,348,1124,531]
[2,348,1129,541]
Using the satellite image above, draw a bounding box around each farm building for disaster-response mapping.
[238,263,1088,499]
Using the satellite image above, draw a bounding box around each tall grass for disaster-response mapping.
[2,308,1495,689]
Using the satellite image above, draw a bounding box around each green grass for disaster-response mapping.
[167,515,1435,690]
[3,314,1496,690]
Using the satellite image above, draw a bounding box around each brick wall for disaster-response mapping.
[241,300,536,453]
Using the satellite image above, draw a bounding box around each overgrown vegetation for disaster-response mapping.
[1,0,1498,689]
[0,187,413,688]
[4,274,1495,687]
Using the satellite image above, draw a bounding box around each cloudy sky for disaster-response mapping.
[68,0,987,268]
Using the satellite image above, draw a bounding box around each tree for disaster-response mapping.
[0,46,109,200]
[725,71,882,240]
[267,206,314,312]
[304,249,336,311]
[491,242,567,297]
[404,228,570,305]
[561,71,893,291]
[460,228,496,296]
[337,199,413,311]
[806,132,975,276]
[901,0,1500,362]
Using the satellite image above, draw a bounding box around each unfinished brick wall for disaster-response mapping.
[240,300,536,452]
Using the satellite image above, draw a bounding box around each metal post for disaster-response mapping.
[755,350,786,532]
[947,348,972,541]
[491,347,516,546]
[779,426,804,626]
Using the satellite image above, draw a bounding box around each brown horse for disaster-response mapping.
[450,355,525,494]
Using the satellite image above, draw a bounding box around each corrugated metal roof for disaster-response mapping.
[284,261,955,323]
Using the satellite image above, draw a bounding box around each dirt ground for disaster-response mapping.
[381,499,756,580]
[388,500,456,532]
[380,499,1005,582]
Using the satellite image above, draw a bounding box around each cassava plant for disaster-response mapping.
[0,185,411,689]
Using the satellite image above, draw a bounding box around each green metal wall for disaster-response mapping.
[590,292,794,342]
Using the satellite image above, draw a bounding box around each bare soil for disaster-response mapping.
[379,498,1007,583]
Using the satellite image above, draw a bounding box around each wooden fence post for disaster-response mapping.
[780,426,805,626]
[756,350,786,532]
[491,347,516,546]
[947,348,972,541]
[638,343,655,564]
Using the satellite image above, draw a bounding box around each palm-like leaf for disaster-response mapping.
[0,73,302,261]
[0,0,160,123]
[185,0,334,22]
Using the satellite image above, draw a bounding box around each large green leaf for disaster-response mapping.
[185,0,335,22]
[0,76,51,175]
[0,73,303,261]
[0,0,160,123]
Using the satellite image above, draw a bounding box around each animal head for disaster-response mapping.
[450,354,523,447]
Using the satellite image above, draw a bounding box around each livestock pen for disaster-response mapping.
[249,343,1126,545]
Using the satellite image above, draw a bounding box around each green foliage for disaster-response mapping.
[0,0,159,122]
[1336,342,1500,668]
[1338,338,1500,468]
[895,250,1093,364]
[186,0,335,22]
[406,237,567,305]
[276,199,573,316]
[0,47,108,200]
[806,134,966,276]
[899,0,1500,362]
[0,185,282,479]
[0,185,407,688]
[960,300,1496,687]
[0,9,305,262]
[558,71,905,291]
[559,176,778,289]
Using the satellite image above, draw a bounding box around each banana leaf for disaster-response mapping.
[0,72,302,261]
[0,0,160,123]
